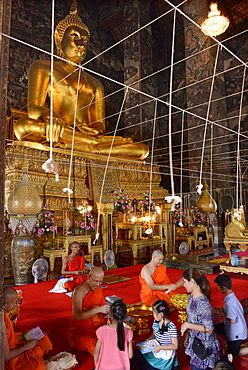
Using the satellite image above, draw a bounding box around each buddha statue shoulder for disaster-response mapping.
[14,2,149,161]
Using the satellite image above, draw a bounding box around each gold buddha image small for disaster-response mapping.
[14,1,149,161]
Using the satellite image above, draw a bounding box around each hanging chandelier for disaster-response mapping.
[201,2,230,37]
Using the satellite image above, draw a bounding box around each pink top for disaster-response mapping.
[96,325,133,370]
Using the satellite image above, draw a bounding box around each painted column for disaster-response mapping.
[183,0,228,193]
[122,0,156,145]
[0,0,12,366]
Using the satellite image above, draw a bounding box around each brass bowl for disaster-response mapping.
[127,304,153,335]
[127,304,153,317]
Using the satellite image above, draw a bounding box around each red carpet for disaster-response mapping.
[13,265,248,370]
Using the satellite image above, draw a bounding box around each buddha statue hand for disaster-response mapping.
[41,109,65,142]
[76,123,103,137]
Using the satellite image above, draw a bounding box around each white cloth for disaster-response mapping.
[42,158,59,181]
[49,278,73,293]
[153,349,175,360]
[45,351,78,370]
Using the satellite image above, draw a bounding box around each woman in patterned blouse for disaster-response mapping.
[181,268,220,370]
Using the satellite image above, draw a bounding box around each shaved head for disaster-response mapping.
[152,249,163,258]
[3,287,17,304]
[88,267,104,290]
[89,266,104,277]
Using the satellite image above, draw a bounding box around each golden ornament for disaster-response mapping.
[197,181,217,213]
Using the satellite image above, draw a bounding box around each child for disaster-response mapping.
[3,287,52,370]
[181,268,220,370]
[139,299,179,370]
[94,300,133,370]
[214,273,248,358]
[214,360,235,370]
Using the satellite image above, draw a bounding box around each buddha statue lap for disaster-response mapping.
[14,1,149,161]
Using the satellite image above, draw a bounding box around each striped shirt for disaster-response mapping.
[152,320,178,345]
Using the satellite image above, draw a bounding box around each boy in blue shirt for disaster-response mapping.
[214,274,248,360]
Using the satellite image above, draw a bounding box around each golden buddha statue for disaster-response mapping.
[14,2,149,160]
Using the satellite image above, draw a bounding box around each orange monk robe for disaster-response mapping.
[67,286,106,355]
[64,255,87,291]
[139,264,178,306]
[4,313,52,370]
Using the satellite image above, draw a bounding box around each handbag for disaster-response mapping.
[192,327,208,360]
[192,336,207,360]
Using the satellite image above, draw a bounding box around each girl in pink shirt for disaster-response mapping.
[94,300,133,370]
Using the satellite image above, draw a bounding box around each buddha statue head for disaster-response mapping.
[54,0,90,59]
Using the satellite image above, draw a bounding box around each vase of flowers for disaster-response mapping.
[112,188,131,216]
[139,191,156,214]
[34,205,56,241]
[172,205,187,227]
[74,207,95,235]
[190,206,205,226]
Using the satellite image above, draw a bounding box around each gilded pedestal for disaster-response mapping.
[5,143,168,278]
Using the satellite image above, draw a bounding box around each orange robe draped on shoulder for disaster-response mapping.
[67,286,106,355]
[139,264,177,306]
[4,313,52,370]
[64,255,87,291]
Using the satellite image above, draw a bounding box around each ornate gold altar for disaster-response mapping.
[115,221,167,265]
[223,209,248,260]
[4,2,169,279]
[4,143,168,277]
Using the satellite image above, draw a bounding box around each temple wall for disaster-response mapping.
[182,0,248,196]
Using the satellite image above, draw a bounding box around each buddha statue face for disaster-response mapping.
[60,25,89,63]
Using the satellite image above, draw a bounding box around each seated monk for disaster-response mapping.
[61,242,88,291]
[67,266,110,355]
[3,287,52,370]
[14,2,149,161]
[140,249,183,306]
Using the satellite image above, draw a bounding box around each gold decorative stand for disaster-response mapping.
[127,304,153,335]
[5,143,168,278]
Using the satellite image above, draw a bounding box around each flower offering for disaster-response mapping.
[75,206,95,234]
[139,191,156,213]
[112,188,131,214]
[34,205,55,238]
[172,204,187,227]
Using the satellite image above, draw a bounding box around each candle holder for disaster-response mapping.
[62,207,73,235]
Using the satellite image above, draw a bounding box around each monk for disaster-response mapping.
[139,249,183,306]
[61,242,88,291]
[14,2,149,160]
[3,287,52,370]
[67,266,110,355]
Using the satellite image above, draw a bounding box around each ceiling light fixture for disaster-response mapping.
[201,2,230,37]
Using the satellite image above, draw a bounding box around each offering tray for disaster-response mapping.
[170,294,189,323]
[127,304,153,335]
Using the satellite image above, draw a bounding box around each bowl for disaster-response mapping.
[127,304,153,317]
[127,304,153,335]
